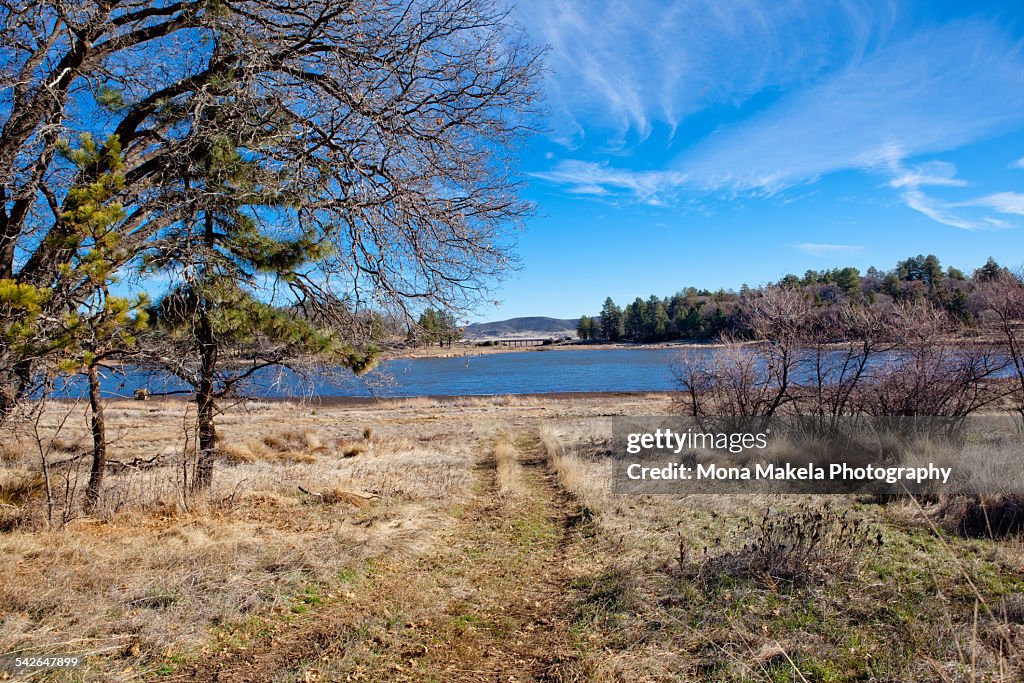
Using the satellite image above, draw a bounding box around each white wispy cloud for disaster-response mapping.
[965,192,1024,216]
[1010,157,1024,169]
[530,160,688,204]
[679,20,1024,192]
[793,243,864,257]
[524,4,1024,231]
[901,190,988,230]
[874,153,1021,230]
[517,0,885,147]
[888,161,967,190]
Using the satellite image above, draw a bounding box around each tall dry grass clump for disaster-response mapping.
[493,441,519,497]
[219,428,326,465]
[538,424,611,512]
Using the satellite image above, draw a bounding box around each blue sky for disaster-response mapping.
[475,0,1024,322]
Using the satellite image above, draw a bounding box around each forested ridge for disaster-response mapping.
[576,254,1016,342]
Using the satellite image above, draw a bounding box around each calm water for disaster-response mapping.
[67,348,690,399]
[56,346,1010,400]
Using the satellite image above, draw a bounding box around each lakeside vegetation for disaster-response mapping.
[0,0,540,499]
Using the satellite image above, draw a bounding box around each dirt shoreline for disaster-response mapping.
[63,389,677,407]
[296,389,676,406]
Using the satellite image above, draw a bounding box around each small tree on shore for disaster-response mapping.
[143,111,376,491]
[33,134,150,511]
[149,282,373,492]
[576,315,596,341]
[63,289,148,512]
[412,309,462,347]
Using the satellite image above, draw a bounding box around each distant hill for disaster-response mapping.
[464,316,578,339]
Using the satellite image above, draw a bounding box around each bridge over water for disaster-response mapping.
[495,338,549,347]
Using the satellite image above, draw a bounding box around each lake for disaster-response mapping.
[56,345,1011,400]
[67,347,689,399]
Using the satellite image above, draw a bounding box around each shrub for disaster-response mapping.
[685,503,883,587]
[933,494,1024,538]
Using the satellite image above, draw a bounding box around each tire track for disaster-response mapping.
[170,429,594,683]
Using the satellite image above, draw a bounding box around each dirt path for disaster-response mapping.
[174,430,595,682]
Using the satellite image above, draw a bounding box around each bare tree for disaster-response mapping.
[857,302,1008,418]
[674,288,815,425]
[673,339,780,423]
[972,270,1024,418]
[0,0,542,419]
[742,287,814,420]
[802,302,893,425]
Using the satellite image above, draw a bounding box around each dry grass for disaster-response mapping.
[219,428,327,465]
[0,397,507,677]
[539,422,612,512]
[493,441,519,497]
[539,423,1024,682]
[0,393,673,680]
[0,469,45,506]
[21,393,1022,680]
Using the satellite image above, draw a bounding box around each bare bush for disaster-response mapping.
[673,340,785,423]
[972,271,1024,417]
[933,494,1024,538]
[675,288,818,423]
[800,303,894,423]
[856,302,1008,417]
[678,295,1013,424]
[685,503,883,587]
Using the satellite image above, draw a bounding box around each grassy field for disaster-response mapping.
[0,395,1021,681]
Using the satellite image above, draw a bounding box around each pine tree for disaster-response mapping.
[576,315,595,341]
[834,267,861,298]
[414,309,461,346]
[683,305,704,338]
[624,298,646,341]
[145,103,374,492]
[780,274,802,289]
[896,254,943,290]
[925,255,944,292]
[5,134,150,512]
[975,257,1007,282]
[650,299,670,341]
[64,289,149,513]
[600,298,623,341]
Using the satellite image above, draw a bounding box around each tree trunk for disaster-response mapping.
[0,368,18,424]
[193,309,218,492]
[193,210,218,492]
[84,363,106,512]
[0,357,31,425]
